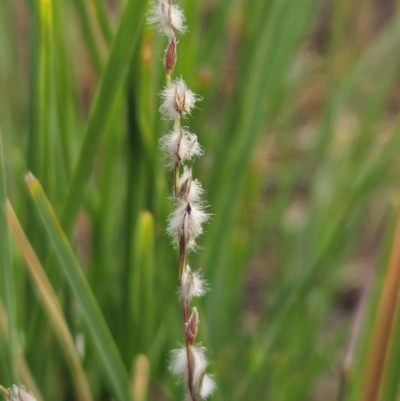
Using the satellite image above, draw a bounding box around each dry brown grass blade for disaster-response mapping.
[359,208,400,401]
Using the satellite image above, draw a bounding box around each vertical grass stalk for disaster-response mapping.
[148,1,215,399]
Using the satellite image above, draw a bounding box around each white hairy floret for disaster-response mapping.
[160,79,199,119]
[200,374,216,398]
[170,345,208,383]
[170,346,188,378]
[167,201,209,251]
[181,265,208,301]
[7,385,37,401]
[178,167,204,203]
[147,0,186,38]
[160,129,203,169]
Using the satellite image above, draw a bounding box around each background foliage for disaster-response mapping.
[1,0,400,400]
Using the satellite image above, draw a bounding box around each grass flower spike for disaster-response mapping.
[148,0,215,399]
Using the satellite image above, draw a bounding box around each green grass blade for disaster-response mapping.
[61,0,147,233]
[27,1,40,177]
[26,172,131,401]
[91,0,113,46]
[52,0,76,179]
[130,211,155,354]
[37,0,53,190]
[72,0,103,75]
[0,132,17,383]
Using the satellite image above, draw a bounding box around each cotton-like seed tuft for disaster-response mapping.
[181,265,208,301]
[170,345,208,384]
[170,346,187,379]
[167,201,209,251]
[160,79,200,119]
[159,129,203,169]
[192,346,208,388]
[200,374,216,399]
[147,0,186,38]
[178,167,204,203]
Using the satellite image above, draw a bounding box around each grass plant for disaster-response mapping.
[1,0,400,400]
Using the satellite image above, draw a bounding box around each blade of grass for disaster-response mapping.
[26,172,131,401]
[131,354,150,401]
[37,0,53,191]
[129,211,155,355]
[91,0,113,46]
[378,293,400,401]
[72,0,103,75]
[61,0,147,234]
[358,205,400,401]
[52,0,77,180]
[6,201,93,401]
[26,0,40,175]
[0,132,17,383]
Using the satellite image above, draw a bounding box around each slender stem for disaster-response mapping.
[174,117,180,130]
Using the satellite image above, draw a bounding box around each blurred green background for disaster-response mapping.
[1,0,400,400]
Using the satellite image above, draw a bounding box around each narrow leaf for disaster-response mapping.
[61,0,147,233]
[26,172,131,401]
[359,207,400,401]
[0,132,17,382]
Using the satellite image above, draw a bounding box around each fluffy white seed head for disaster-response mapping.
[170,345,208,383]
[147,0,186,38]
[7,386,37,401]
[181,265,208,301]
[167,201,209,251]
[160,129,203,169]
[160,79,199,120]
